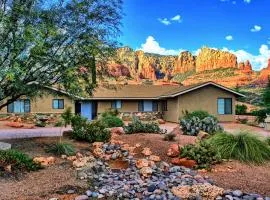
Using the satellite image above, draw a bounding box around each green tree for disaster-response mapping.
[0,0,122,109]
[262,76,270,107]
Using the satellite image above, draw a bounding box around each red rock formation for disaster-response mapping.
[257,59,270,84]
[173,51,196,74]
[196,47,237,72]
[239,60,252,74]
[108,64,131,78]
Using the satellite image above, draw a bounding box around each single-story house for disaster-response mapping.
[0,81,244,122]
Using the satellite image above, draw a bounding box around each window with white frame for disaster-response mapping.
[217,98,232,114]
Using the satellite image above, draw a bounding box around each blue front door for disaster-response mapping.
[81,102,92,120]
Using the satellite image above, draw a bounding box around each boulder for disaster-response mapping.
[197,131,210,140]
[136,159,149,168]
[0,142,11,150]
[140,166,152,177]
[93,147,104,158]
[5,122,24,128]
[33,156,55,166]
[92,142,104,148]
[110,127,125,135]
[157,119,166,124]
[167,144,180,157]
[142,147,152,156]
[149,155,161,162]
[171,157,197,168]
[171,184,224,200]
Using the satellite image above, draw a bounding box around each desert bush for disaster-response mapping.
[266,137,270,146]
[101,115,124,128]
[180,116,223,136]
[0,149,41,172]
[101,108,119,118]
[54,120,64,127]
[235,104,247,115]
[182,110,217,121]
[208,131,270,163]
[252,108,270,123]
[61,107,73,127]
[124,117,163,134]
[237,118,248,124]
[35,120,46,127]
[180,141,221,169]
[163,132,176,141]
[71,115,111,143]
[45,142,75,156]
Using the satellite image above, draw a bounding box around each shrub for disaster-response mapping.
[163,132,176,141]
[208,131,270,163]
[45,142,75,156]
[180,141,222,169]
[266,137,270,146]
[54,120,64,127]
[35,120,46,127]
[101,108,119,118]
[182,110,217,121]
[252,108,270,123]
[0,149,41,172]
[237,118,248,124]
[124,117,163,134]
[180,116,223,136]
[71,115,111,143]
[101,115,124,128]
[235,104,247,115]
[61,107,73,127]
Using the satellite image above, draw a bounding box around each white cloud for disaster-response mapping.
[244,0,251,3]
[223,44,270,70]
[158,18,171,25]
[225,35,234,41]
[171,15,182,23]
[251,25,262,32]
[139,36,184,55]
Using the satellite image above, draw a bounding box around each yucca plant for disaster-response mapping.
[46,142,75,156]
[208,131,270,164]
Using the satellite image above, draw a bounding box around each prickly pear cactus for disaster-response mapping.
[180,116,223,136]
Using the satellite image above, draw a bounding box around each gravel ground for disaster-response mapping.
[201,161,270,196]
[0,137,89,200]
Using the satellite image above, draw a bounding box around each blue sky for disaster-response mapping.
[119,0,270,70]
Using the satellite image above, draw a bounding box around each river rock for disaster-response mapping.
[0,142,11,150]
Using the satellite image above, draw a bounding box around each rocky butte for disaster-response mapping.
[100,46,269,87]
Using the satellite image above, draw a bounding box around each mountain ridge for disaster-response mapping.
[97,46,270,88]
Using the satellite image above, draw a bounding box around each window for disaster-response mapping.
[218,98,232,114]
[138,100,158,112]
[7,99,30,113]
[111,100,122,109]
[162,100,168,111]
[52,99,64,109]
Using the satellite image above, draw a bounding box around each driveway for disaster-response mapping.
[0,127,71,140]
[220,122,270,138]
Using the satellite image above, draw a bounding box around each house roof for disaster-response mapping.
[49,81,245,100]
[86,81,245,100]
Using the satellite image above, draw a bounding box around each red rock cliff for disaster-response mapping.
[173,51,196,74]
[196,47,238,72]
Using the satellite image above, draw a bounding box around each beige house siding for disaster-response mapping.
[98,100,163,113]
[176,85,235,122]
[0,93,74,114]
[162,97,179,122]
